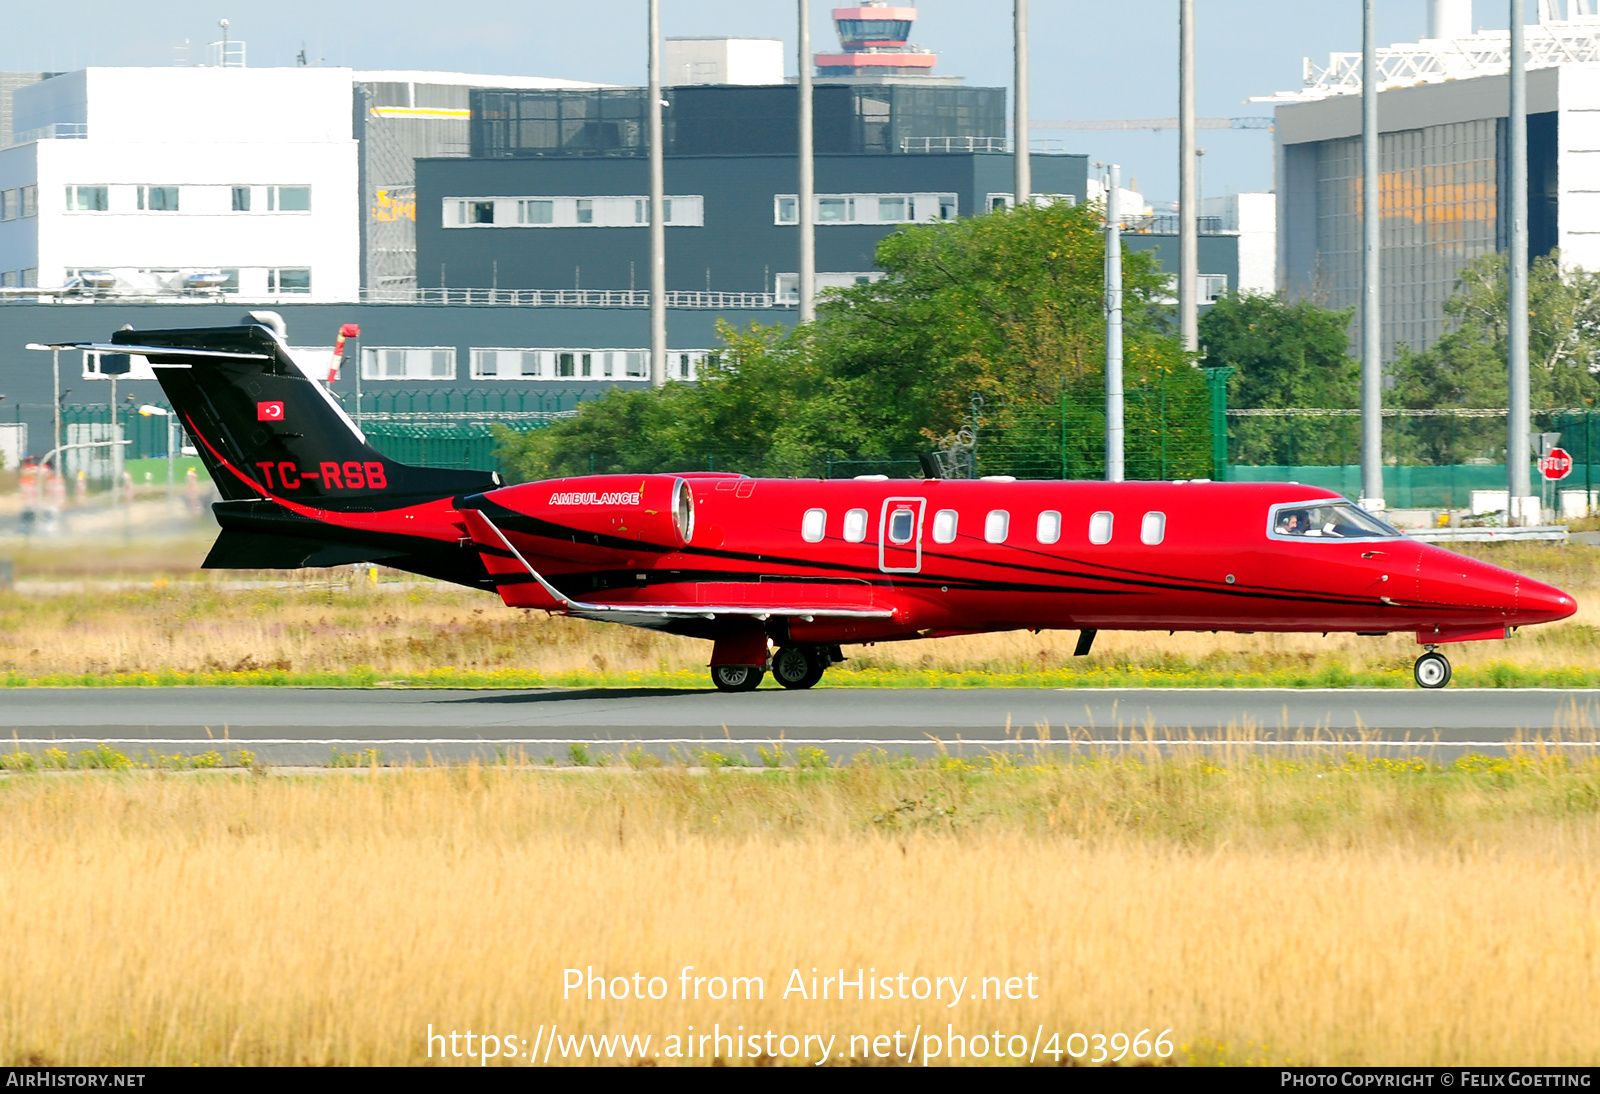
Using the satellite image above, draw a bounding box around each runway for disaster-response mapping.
[2,687,1598,764]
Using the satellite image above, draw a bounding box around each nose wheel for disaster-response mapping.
[1413,647,1452,689]
[711,664,765,692]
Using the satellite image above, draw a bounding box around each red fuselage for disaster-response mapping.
[469,475,1576,647]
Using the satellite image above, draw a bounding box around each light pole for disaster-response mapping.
[1359,0,1385,512]
[1508,0,1532,524]
[138,404,173,503]
[1014,0,1030,206]
[648,0,667,387]
[798,0,816,322]
[1105,163,1124,482]
[1177,0,1197,354]
[23,342,62,467]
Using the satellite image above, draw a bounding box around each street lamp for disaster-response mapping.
[23,342,62,468]
[138,404,175,502]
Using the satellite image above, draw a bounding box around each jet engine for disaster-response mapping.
[481,474,694,551]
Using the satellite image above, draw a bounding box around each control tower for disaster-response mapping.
[815,3,937,78]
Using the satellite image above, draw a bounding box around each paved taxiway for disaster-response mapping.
[2,687,1597,764]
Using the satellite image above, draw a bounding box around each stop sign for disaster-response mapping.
[1539,447,1574,480]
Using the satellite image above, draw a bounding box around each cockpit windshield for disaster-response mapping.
[1272,502,1401,540]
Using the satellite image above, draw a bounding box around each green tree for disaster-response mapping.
[1197,293,1359,466]
[493,322,865,482]
[496,201,1212,482]
[1388,251,1600,462]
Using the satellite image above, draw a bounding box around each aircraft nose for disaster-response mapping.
[1518,578,1577,626]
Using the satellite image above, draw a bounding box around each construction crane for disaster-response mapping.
[1032,117,1273,132]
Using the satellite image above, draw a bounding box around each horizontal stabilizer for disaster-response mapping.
[204,530,406,570]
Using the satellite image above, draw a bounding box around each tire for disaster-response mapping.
[771,646,826,690]
[1413,651,1452,689]
[711,664,765,692]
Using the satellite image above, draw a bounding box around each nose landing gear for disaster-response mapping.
[1413,647,1452,689]
[711,664,765,692]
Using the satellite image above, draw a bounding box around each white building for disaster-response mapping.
[662,39,785,86]
[1203,192,1277,297]
[0,66,359,301]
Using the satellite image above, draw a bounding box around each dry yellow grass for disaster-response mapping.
[0,533,1595,683]
[3,760,1600,1066]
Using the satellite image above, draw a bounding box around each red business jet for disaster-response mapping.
[80,319,1577,691]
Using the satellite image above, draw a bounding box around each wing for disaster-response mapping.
[459,508,893,627]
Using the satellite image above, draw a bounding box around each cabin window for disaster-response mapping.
[985,510,1010,544]
[843,508,868,543]
[888,507,916,544]
[801,508,826,543]
[1089,511,1113,545]
[932,509,958,544]
[1141,511,1166,545]
[1036,510,1061,544]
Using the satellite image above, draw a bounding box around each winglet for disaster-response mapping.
[460,509,571,611]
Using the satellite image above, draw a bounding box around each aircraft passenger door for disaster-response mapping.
[878,497,927,573]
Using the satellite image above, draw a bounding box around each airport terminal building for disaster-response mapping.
[1267,8,1600,360]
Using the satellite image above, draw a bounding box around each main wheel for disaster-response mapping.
[771,646,826,690]
[711,664,765,692]
[1413,651,1452,689]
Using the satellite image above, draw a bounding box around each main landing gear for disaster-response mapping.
[1413,647,1452,689]
[710,645,841,692]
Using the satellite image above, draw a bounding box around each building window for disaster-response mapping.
[0,189,14,221]
[137,186,179,211]
[1198,274,1228,305]
[774,271,883,303]
[267,268,312,294]
[448,195,703,228]
[472,349,543,379]
[65,185,108,211]
[231,187,251,212]
[0,272,14,288]
[21,185,37,218]
[361,347,457,381]
[774,192,957,226]
[269,185,311,212]
[465,348,707,382]
[20,268,36,287]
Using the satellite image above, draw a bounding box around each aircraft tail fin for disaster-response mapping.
[94,320,498,503]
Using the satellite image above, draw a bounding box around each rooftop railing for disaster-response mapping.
[0,287,791,309]
[3,121,87,149]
